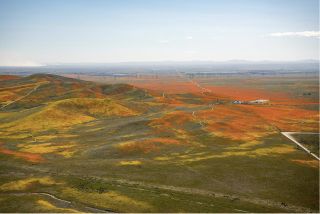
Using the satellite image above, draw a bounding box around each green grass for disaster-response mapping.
[292,134,319,156]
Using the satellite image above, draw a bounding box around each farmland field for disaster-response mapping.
[0,73,319,213]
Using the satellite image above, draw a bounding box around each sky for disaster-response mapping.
[0,0,319,66]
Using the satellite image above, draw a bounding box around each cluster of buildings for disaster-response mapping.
[232,99,269,105]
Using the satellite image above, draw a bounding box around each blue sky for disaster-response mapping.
[0,0,318,66]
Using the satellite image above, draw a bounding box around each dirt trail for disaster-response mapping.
[179,72,211,94]
[0,192,110,213]
[181,73,212,128]
[82,174,313,213]
[192,110,205,128]
[0,83,47,110]
[281,132,319,160]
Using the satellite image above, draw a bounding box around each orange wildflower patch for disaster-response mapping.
[53,81,68,96]
[206,85,290,101]
[291,159,319,168]
[0,146,44,163]
[196,103,318,141]
[0,91,20,102]
[117,138,181,154]
[150,111,194,130]
[154,96,185,106]
[197,105,276,141]
[240,105,319,132]
[88,87,106,98]
[146,138,181,145]
[132,80,202,94]
[71,82,83,90]
[0,75,21,81]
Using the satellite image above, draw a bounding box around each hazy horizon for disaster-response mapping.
[0,59,320,67]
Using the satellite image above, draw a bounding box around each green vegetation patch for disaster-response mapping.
[292,134,319,156]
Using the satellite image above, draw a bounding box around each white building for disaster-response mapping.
[248,99,269,104]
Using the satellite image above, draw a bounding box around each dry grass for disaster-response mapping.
[0,146,44,163]
[291,159,319,168]
[197,105,277,142]
[154,145,296,163]
[18,142,76,158]
[117,138,181,154]
[62,187,153,212]
[37,199,79,213]
[0,177,59,191]
[1,98,137,131]
[118,160,142,166]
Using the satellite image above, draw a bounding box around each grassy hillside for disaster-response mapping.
[2,98,138,131]
[0,74,318,213]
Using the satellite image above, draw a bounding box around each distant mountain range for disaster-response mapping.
[0,60,318,75]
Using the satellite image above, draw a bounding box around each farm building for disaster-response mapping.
[248,99,269,104]
[233,100,243,104]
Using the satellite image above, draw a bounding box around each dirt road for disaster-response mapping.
[0,192,109,213]
[281,132,319,160]
[0,83,47,110]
